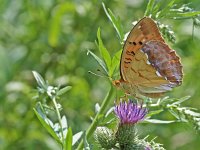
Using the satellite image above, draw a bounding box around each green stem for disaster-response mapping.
[52,97,65,148]
[77,85,114,150]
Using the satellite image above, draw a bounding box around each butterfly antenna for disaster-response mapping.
[88,70,111,80]
[96,69,108,76]
[88,70,105,78]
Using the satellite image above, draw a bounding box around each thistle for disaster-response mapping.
[115,100,149,150]
[114,100,148,125]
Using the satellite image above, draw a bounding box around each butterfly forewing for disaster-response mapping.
[120,17,164,81]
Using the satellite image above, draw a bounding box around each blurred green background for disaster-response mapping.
[0,0,200,149]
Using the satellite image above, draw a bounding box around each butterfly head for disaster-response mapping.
[112,79,132,93]
[112,79,123,88]
[112,80,120,87]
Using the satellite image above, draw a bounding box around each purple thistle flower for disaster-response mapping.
[114,100,148,125]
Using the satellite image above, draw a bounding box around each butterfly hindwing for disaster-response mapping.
[141,40,183,87]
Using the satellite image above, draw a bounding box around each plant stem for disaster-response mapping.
[52,97,65,147]
[77,85,114,150]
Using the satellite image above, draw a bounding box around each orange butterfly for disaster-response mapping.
[113,17,183,98]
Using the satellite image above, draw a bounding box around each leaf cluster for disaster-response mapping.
[32,71,83,150]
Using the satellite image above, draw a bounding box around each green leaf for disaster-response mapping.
[168,109,181,119]
[147,110,164,117]
[110,49,122,77]
[64,127,72,150]
[32,71,47,90]
[72,131,83,146]
[169,109,188,122]
[33,108,62,144]
[173,96,191,105]
[48,2,75,47]
[102,2,124,41]
[95,103,100,113]
[105,107,114,118]
[152,1,163,18]
[166,11,200,19]
[87,50,108,74]
[160,97,176,105]
[194,18,200,26]
[145,119,176,124]
[156,0,177,19]
[83,131,90,150]
[61,116,68,132]
[184,109,200,117]
[97,28,111,74]
[57,86,72,96]
[144,0,156,16]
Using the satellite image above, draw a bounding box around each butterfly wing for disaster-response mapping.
[137,40,183,96]
[140,40,183,87]
[119,17,183,97]
[120,17,164,81]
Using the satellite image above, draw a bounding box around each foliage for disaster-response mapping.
[33,71,83,149]
[1,0,200,150]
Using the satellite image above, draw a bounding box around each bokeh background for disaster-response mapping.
[0,0,200,149]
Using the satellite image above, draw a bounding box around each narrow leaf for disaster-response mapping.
[166,11,200,19]
[173,96,191,105]
[145,119,176,124]
[144,0,156,16]
[184,109,200,117]
[33,108,61,144]
[194,18,200,26]
[147,110,164,117]
[64,127,72,150]
[87,50,108,74]
[102,2,124,41]
[152,1,163,17]
[168,109,181,119]
[156,0,177,19]
[83,131,90,149]
[97,28,112,73]
[110,49,122,77]
[95,103,100,113]
[72,131,83,146]
[169,109,188,122]
[32,71,47,90]
[105,107,114,118]
[57,86,72,96]
[61,116,68,130]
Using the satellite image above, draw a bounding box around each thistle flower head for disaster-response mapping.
[94,127,116,149]
[114,100,148,125]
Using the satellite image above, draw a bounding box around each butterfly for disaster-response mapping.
[113,17,183,98]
